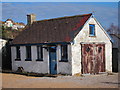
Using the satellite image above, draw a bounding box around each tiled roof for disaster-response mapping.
[14,22,25,26]
[6,19,14,23]
[12,13,92,44]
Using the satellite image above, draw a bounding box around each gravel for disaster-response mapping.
[2,73,119,88]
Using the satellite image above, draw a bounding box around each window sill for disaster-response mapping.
[59,60,68,62]
[36,59,43,61]
[15,58,21,61]
[25,58,32,61]
[89,35,96,37]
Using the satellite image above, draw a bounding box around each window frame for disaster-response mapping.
[89,24,95,36]
[25,46,32,61]
[60,45,68,62]
[15,46,21,61]
[36,45,43,61]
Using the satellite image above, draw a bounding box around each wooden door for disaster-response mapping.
[81,44,105,74]
[49,46,57,74]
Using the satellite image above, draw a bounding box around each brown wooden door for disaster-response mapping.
[81,44,105,74]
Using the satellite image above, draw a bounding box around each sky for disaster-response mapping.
[2,2,118,29]
[1,0,120,2]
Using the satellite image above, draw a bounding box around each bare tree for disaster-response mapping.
[107,23,119,34]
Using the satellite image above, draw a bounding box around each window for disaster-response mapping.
[61,45,68,61]
[25,46,31,61]
[15,46,21,61]
[36,46,43,61]
[89,24,95,36]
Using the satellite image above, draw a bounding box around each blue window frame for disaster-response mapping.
[89,24,95,36]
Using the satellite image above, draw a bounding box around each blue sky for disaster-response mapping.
[2,0,120,2]
[2,2,118,29]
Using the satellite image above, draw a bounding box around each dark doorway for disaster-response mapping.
[2,40,12,70]
[112,48,118,72]
[49,46,57,74]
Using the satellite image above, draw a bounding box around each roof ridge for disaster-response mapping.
[34,13,92,23]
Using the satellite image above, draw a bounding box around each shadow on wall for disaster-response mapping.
[2,39,12,70]
[112,48,119,72]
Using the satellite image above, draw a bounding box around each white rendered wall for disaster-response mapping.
[11,46,49,74]
[0,39,7,69]
[11,45,72,74]
[71,17,112,75]
[57,45,72,75]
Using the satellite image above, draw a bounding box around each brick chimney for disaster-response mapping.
[27,14,36,25]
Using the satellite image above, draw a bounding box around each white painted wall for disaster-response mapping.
[71,17,112,75]
[57,45,72,75]
[0,39,7,69]
[11,45,72,74]
[11,46,49,74]
[4,21,13,27]
[0,39,7,51]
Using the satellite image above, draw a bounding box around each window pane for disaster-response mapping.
[61,45,68,60]
[16,46,20,59]
[37,46,43,59]
[89,24,95,36]
[26,46,31,59]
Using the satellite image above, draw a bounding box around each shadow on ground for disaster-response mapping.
[101,82,120,85]
[2,70,58,78]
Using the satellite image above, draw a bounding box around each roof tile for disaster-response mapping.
[12,13,92,44]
